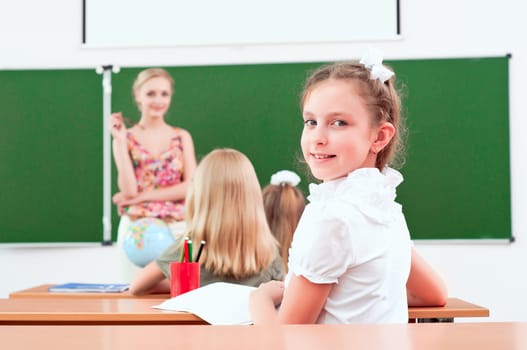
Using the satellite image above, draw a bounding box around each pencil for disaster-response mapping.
[183,239,189,263]
[181,237,189,262]
[195,240,206,262]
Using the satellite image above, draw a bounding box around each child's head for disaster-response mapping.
[185,148,279,278]
[132,68,175,112]
[300,55,405,178]
[262,170,306,271]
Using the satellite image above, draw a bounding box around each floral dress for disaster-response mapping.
[120,129,186,221]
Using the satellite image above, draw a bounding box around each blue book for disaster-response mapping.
[48,283,130,293]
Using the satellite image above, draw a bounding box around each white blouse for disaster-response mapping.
[286,167,412,324]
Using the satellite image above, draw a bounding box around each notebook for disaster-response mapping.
[153,282,256,325]
[48,283,130,293]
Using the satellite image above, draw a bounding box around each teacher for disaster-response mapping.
[110,68,197,276]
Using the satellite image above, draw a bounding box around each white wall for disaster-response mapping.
[1,0,526,321]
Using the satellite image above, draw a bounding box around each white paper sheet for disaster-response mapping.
[153,282,256,325]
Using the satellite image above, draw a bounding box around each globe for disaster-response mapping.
[123,217,175,267]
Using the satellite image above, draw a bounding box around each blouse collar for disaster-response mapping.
[307,167,404,224]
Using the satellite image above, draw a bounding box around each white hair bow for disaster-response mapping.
[359,47,394,83]
[270,170,301,186]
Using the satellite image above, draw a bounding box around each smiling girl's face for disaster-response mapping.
[301,79,379,182]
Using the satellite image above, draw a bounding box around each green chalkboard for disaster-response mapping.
[0,56,511,243]
[390,58,511,240]
[0,69,104,243]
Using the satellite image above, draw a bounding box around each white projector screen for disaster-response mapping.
[83,0,400,47]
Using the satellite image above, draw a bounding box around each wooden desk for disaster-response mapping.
[0,323,525,350]
[408,297,489,322]
[0,297,488,325]
[8,286,489,322]
[0,298,205,325]
[9,284,169,299]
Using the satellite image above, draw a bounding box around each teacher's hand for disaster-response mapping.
[110,112,127,141]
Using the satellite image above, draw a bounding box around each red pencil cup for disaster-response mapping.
[170,262,200,298]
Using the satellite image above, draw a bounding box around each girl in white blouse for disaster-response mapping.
[250,50,447,324]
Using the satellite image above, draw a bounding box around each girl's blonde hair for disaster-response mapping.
[184,148,279,279]
[262,183,305,271]
[301,62,406,170]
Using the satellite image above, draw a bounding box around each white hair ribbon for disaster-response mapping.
[270,170,301,187]
[359,47,394,83]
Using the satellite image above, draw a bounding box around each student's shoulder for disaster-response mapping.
[156,242,180,263]
[244,257,284,286]
[295,204,355,245]
[270,254,286,280]
[302,201,351,225]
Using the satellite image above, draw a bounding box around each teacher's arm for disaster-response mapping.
[116,129,197,205]
[110,113,138,198]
